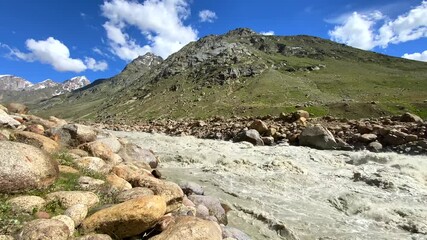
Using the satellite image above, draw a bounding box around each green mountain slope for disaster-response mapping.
[32,28,427,121]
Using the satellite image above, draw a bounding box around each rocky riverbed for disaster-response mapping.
[113,131,427,240]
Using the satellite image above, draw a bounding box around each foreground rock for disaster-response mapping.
[150,216,222,240]
[11,131,60,154]
[45,191,99,208]
[0,141,58,193]
[81,195,166,238]
[0,109,21,127]
[7,196,46,213]
[18,219,69,240]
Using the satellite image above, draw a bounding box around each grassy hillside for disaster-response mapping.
[31,29,427,121]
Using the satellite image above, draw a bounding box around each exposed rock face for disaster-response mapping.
[18,219,70,240]
[0,75,32,91]
[0,141,58,193]
[299,124,337,150]
[150,216,222,240]
[81,195,166,238]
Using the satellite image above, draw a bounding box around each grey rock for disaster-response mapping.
[233,129,264,146]
[222,226,252,240]
[188,195,227,224]
[179,181,205,195]
[299,124,337,150]
[18,219,69,240]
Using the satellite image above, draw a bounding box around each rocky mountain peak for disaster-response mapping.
[28,79,59,91]
[62,76,90,92]
[122,53,163,74]
[225,28,256,37]
[0,75,33,91]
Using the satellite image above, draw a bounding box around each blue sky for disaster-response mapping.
[0,0,426,83]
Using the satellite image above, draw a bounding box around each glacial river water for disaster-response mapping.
[112,131,427,240]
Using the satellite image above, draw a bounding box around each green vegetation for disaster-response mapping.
[30,30,427,121]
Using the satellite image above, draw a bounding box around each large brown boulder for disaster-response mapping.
[248,120,268,134]
[48,124,97,147]
[81,195,166,239]
[150,216,222,240]
[134,175,184,212]
[0,141,58,193]
[11,131,60,154]
[7,103,28,114]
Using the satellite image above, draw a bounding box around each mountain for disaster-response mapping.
[32,28,427,121]
[0,75,90,104]
[0,75,33,91]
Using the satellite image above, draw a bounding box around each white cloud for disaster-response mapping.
[199,10,217,23]
[85,57,108,71]
[402,50,427,62]
[260,31,275,36]
[328,1,427,50]
[4,37,108,72]
[101,0,198,61]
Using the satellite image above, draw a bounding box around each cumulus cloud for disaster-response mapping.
[85,57,108,71]
[199,10,217,23]
[101,0,198,61]
[4,37,107,72]
[402,50,427,62]
[328,1,427,50]
[260,31,275,36]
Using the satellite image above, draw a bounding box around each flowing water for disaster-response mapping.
[112,131,427,240]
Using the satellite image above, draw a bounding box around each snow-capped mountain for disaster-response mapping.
[28,79,60,90]
[0,75,33,91]
[0,75,91,103]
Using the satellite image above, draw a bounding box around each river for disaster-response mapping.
[112,131,427,240]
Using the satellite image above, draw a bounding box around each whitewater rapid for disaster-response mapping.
[112,131,427,240]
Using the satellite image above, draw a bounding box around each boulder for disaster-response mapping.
[292,110,310,120]
[81,141,122,165]
[0,104,8,112]
[118,142,158,169]
[233,129,264,146]
[45,191,99,209]
[299,124,337,150]
[400,112,423,123]
[261,136,275,146]
[106,173,132,192]
[48,116,67,126]
[49,124,97,147]
[51,215,75,236]
[74,157,109,174]
[11,131,59,154]
[75,234,113,240]
[0,141,58,193]
[78,176,105,191]
[368,141,383,152]
[222,226,251,240]
[7,196,46,213]
[95,137,122,153]
[179,181,204,196]
[81,195,166,239]
[248,120,268,134]
[25,124,45,135]
[0,109,21,127]
[64,204,88,226]
[188,195,227,224]
[359,133,377,143]
[134,175,184,213]
[150,216,222,240]
[69,148,89,157]
[115,187,154,203]
[18,219,69,240]
[7,103,28,114]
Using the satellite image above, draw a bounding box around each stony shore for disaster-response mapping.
[0,103,247,240]
[89,110,427,155]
